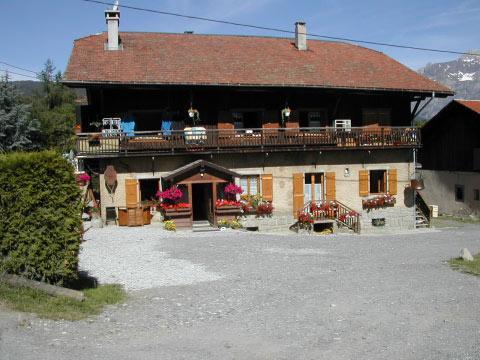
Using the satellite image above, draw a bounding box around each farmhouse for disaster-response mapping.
[64,4,452,232]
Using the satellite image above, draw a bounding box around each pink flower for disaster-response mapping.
[157,186,183,203]
[224,183,243,195]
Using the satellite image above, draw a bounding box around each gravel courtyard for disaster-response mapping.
[2,224,480,359]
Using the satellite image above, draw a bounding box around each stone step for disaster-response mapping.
[192,226,219,232]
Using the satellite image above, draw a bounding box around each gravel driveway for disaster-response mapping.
[1,225,480,360]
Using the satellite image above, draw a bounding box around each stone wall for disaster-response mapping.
[94,149,416,230]
[359,206,415,234]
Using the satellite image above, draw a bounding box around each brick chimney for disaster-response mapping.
[105,1,121,50]
[295,22,307,51]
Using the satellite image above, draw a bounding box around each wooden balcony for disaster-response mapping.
[75,127,420,157]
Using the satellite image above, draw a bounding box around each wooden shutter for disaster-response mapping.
[359,170,369,197]
[125,179,139,207]
[293,173,304,218]
[325,172,336,201]
[388,168,398,195]
[261,174,273,201]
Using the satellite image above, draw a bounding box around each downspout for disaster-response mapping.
[412,91,435,229]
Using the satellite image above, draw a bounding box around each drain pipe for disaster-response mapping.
[412,91,435,228]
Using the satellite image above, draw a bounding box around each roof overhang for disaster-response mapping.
[163,159,241,183]
[61,80,454,97]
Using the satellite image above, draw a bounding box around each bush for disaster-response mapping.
[164,220,176,231]
[0,151,82,284]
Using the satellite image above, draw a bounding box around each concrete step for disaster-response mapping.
[192,220,219,232]
[193,227,220,232]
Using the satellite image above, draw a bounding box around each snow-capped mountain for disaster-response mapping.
[417,52,480,119]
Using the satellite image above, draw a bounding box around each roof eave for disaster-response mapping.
[61,79,453,97]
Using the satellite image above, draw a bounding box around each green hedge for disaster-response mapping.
[0,151,82,284]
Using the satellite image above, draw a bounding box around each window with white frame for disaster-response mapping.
[304,173,324,201]
[240,176,260,196]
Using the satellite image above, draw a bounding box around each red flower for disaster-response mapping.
[224,183,243,196]
[157,186,183,202]
[298,212,314,224]
[216,199,241,208]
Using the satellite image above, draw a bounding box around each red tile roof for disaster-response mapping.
[456,100,480,114]
[64,32,453,95]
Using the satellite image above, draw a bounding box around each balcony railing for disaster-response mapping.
[75,126,420,157]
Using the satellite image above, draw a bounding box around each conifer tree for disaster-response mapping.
[0,74,39,152]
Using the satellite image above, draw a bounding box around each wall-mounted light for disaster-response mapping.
[344,167,350,177]
[281,106,291,127]
[188,107,198,118]
[282,106,291,118]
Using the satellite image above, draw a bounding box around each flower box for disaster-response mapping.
[362,194,396,210]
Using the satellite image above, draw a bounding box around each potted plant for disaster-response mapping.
[215,183,243,223]
[157,186,192,228]
[297,212,314,232]
[76,173,91,186]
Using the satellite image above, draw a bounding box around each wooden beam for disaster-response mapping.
[212,182,217,225]
[0,274,85,302]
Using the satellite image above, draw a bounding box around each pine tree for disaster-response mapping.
[31,60,76,151]
[0,74,39,152]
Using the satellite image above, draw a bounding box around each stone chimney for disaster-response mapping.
[105,1,121,50]
[295,22,307,51]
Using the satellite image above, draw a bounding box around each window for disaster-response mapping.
[232,112,244,129]
[369,170,387,194]
[362,108,391,126]
[455,184,465,202]
[232,111,261,129]
[139,179,160,201]
[299,110,329,128]
[474,189,480,201]
[240,176,260,196]
[304,173,324,201]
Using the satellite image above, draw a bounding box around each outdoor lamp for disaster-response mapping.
[282,106,291,119]
[188,107,199,119]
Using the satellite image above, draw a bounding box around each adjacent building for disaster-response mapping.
[63,4,453,232]
[420,99,480,217]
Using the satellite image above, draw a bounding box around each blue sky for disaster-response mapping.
[1,0,479,80]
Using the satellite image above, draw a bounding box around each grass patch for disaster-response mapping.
[0,282,125,321]
[448,253,480,276]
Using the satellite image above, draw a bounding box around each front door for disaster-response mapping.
[192,183,213,221]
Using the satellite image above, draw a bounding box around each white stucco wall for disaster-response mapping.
[420,170,480,217]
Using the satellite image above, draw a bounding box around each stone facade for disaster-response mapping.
[95,149,416,232]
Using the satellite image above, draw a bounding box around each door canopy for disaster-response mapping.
[164,160,241,185]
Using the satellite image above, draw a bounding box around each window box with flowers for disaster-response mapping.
[362,194,396,211]
[157,186,192,227]
[240,194,273,218]
[215,183,243,221]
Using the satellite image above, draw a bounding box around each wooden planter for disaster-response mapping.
[118,206,151,226]
[142,207,152,225]
[164,208,192,228]
[215,206,242,223]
